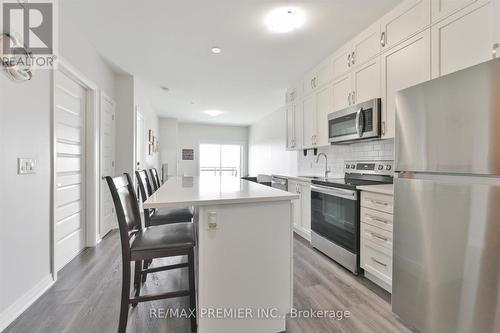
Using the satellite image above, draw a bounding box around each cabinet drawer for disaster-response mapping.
[361,222,393,250]
[361,239,392,286]
[361,191,394,214]
[361,207,393,231]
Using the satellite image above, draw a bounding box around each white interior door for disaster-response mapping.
[135,111,145,171]
[100,94,116,237]
[54,70,87,271]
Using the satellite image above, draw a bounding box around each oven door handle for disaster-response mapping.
[311,185,357,200]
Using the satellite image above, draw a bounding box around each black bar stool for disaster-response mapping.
[105,174,197,333]
[136,170,193,227]
[149,168,161,191]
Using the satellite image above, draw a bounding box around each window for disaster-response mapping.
[199,144,241,177]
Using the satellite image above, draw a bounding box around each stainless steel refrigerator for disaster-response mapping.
[393,58,500,333]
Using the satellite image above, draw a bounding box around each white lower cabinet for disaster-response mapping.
[360,190,394,292]
[288,179,311,241]
[431,0,493,78]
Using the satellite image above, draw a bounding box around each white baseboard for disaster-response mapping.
[293,226,311,242]
[0,274,54,332]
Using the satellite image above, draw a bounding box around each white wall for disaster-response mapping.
[0,6,119,330]
[114,75,135,176]
[248,107,298,176]
[297,140,395,177]
[134,78,160,171]
[159,118,179,178]
[0,72,52,327]
[158,123,249,177]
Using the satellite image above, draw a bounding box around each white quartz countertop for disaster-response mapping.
[357,184,394,195]
[144,176,299,208]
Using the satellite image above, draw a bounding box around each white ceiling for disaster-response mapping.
[62,0,400,125]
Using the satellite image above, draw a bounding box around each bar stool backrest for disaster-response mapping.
[105,174,142,257]
[149,168,161,191]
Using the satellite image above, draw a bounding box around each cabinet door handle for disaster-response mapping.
[371,257,387,267]
[313,77,317,89]
[381,121,386,135]
[371,199,389,206]
[347,53,351,68]
[348,92,351,105]
[367,215,388,224]
[352,91,356,104]
[371,233,388,242]
[381,32,386,47]
[351,51,355,65]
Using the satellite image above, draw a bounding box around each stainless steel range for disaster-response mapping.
[310,160,393,274]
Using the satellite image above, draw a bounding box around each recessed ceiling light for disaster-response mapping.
[265,7,305,33]
[211,47,222,54]
[203,109,223,117]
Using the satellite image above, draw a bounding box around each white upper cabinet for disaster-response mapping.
[381,30,431,139]
[303,69,317,96]
[316,56,334,88]
[285,81,302,104]
[352,57,381,105]
[332,43,354,80]
[315,83,334,146]
[431,0,477,22]
[286,104,300,150]
[351,22,382,67]
[303,57,334,96]
[380,0,431,51]
[431,0,493,78]
[332,74,352,112]
[302,94,317,148]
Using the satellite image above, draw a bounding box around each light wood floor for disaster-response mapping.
[5,231,411,333]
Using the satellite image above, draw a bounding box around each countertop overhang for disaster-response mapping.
[144,176,299,208]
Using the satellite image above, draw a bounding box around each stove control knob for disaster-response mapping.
[378,165,384,170]
[386,165,392,171]
[345,164,350,169]
[351,164,356,169]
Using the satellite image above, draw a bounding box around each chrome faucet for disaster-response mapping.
[316,153,330,179]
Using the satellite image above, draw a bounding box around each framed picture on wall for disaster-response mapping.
[182,149,194,160]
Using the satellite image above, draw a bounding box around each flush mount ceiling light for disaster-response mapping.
[160,86,169,91]
[203,109,224,117]
[265,7,305,33]
[211,47,222,54]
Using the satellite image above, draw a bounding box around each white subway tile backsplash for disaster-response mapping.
[297,139,394,176]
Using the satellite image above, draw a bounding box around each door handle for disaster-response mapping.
[371,257,387,267]
[380,32,386,47]
[352,91,356,104]
[348,92,351,105]
[351,51,355,65]
[371,233,389,242]
[348,53,351,68]
[493,43,499,59]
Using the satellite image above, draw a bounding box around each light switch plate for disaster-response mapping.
[18,158,36,175]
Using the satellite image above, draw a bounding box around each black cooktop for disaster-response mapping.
[312,175,393,191]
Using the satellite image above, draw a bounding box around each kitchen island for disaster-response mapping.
[144,176,298,333]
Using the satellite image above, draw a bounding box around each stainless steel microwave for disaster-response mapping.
[328,98,381,144]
